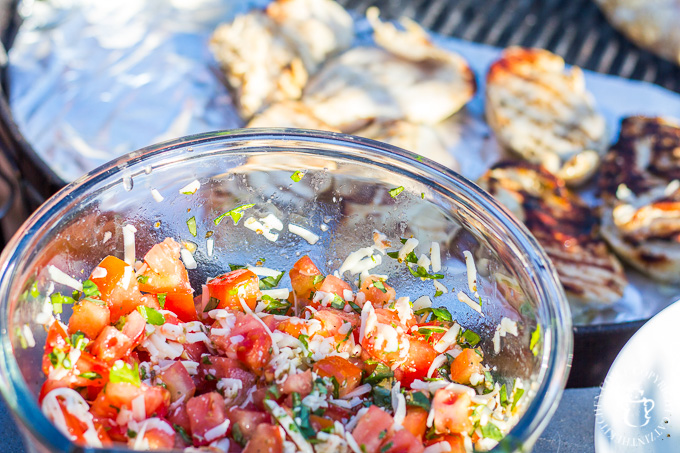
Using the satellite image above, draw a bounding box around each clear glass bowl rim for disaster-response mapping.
[0,128,573,452]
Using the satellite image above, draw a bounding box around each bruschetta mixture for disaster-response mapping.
[38,236,524,452]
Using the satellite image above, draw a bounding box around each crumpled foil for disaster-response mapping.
[8,0,680,323]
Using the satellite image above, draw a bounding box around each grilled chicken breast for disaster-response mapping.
[479,161,628,305]
[210,0,353,120]
[302,9,475,133]
[485,47,608,186]
[599,116,680,283]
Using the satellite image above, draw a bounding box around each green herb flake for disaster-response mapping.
[50,293,75,314]
[79,371,102,381]
[372,386,392,409]
[109,361,141,387]
[137,306,165,326]
[82,280,100,298]
[187,216,198,237]
[29,282,40,298]
[407,263,444,280]
[69,331,88,350]
[388,186,405,198]
[530,324,541,356]
[373,280,388,293]
[380,442,393,453]
[460,329,481,347]
[157,293,166,309]
[214,203,255,226]
[201,356,212,365]
[499,384,509,407]
[348,300,362,314]
[415,307,453,322]
[127,429,137,439]
[312,275,325,286]
[262,295,291,316]
[173,424,192,444]
[406,391,431,412]
[298,334,310,352]
[363,362,394,385]
[259,271,284,290]
[291,170,305,182]
[136,275,149,284]
[481,422,503,441]
[203,297,220,313]
[512,387,525,411]
[434,289,443,297]
[330,295,346,310]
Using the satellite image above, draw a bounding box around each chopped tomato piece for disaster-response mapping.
[42,322,69,375]
[360,275,396,306]
[425,434,466,453]
[318,274,352,299]
[89,255,143,323]
[281,369,313,397]
[91,326,131,362]
[219,313,272,375]
[432,388,473,434]
[226,408,271,441]
[312,356,362,397]
[139,293,161,310]
[310,414,335,432]
[381,428,424,453]
[313,308,360,337]
[159,361,196,402]
[91,382,170,420]
[398,338,438,387]
[449,348,484,385]
[68,299,110,340]
[207,269,260,311]
[352,405,394,453]
[186,392,228,446]
[242,424,283,453]
[130,421,175,449]
[183,341,208,362]
[402,407,429,440]
[168,401,192,435]
[289,255,323,300]
[137,238,192,294]
[164,291,198,322]
[275,318,306,338]
[197,356,256,403]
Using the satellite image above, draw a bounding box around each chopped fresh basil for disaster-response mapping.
[79,371,102,381]
[481,422,503,441]
[201,356,212,365]
[82,280,100,298]
[50,293,75,314]
[114,316,127,331]
[499,384,509,407]
[214,203,255,226]
[232,423,246,446]
[372,385,392,409]
[29,282,40,298]
[512,387,524,411]
[137,306,165,326]
[173,424,191,444]
[127,429,137,439]
[69,331,88,350]
[259,271,284,290]
[329,376,340,399]
[298,334,310,353]
[229,263,246,271]
[291,171,305,182]
[415,307,453,322]
[49,348,67,369]
[157,293,166,309]
[109,361,141,387]
[136,275,149,284]
[291,391,315,439]
[405,391,431,412]
[373,280,387,293]
[530,324,541,356]
[186,216,197,237]
[380,442,393,453]
[363,362,394,385]
[407,263,444,280]
[203,297,220,313]
[336,326,355,352]
[388,186,404,198]
[348,300,362,314]
[459,329,481,347]
[312,275,325,286]
[262,295,291,315]
[330,295,345,310]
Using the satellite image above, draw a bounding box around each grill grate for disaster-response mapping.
[338,0,680,93]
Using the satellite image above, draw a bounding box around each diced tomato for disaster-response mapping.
[352,405,394,453]
[184,341,209,362]
[289,255,323,300]
[42,322,69,375]
[275,318,306,338]
[318,274,352,299]
[137,238,192,294]
[159,361,196,402]
[52,398,92,444]
[360,275,396,306]
[424,435,466,453]
[449,348,484,385]
[131,421,175,449]
[139,293,161,310]
[402,407,428,440]
[89,255,143,323]
[220,313,272,375]
[91,326,131,362]
[431,388,473,434]
[197,356,256,403]
[381,428,424,453]
[91,382,170,420]
[242,424,283,453]
[168,402,192,435]
[165,291,198,322]
[398,338,438,387]
[310,414,335,432]
[207,269,260,311]
[313,309,360,337]
[186,392,228,446]
[281,369,313,397]
[226,408,271,441]
[312,356,362,397]
[68,299,110,340]
[122,309,147,345]
[412,321,453,346]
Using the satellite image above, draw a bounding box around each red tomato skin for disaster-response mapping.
[425,435,466,453]
[318,275,352,299]
[160,361,196,402]
[68,299,110,340]
[207,269,260,311]
[168,402,192,435]
[219,313,272,375]
[226,408,271,441]
[432,389,473,434]
[165,291,198,322]
[42,322,69,375]
[91,382,170,420]
[138,238,192,294]
[186,392,228,446]
[243,424,283,453]
[281,369,313,397]
[90,255,143,323]
[312,356,363,397]
[138,428,175,449]
[402,407,428,440]
[90,326,131,362]
[184,341,209,362]
[352,405,395,453]
[381,428,425,453]
[313,309,360,337]
[289,255,323,300]
[360,275,396,306]
[398,338,439,387]
[449,348,484,385]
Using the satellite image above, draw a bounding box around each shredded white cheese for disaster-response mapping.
[458,291,483,315]
[261,288,290,299]
[180,248,197,270]
[430,242,441,273]
[244,217,280,242]
[289,224,320,245]
[47,266,83,292]
[247,266,283,278]
[42,388,102,447]
[123,224,137,265]
[423,441,452,453]
[204,419,230,442]
[434,323,461,353]
[150,189,164,202]
[463,250,478,296]
[412,295,432,311]
[206,237,214,257]
[427,354,448,378]
[398,238,419,262]
[359,301,377,342]
[179,179,200,195]
[433,280,448,295]
[342,383,371,399]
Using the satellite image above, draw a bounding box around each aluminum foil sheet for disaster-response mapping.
[8,0,680,324]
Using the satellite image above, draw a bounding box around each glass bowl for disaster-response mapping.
[0,129,572,452]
